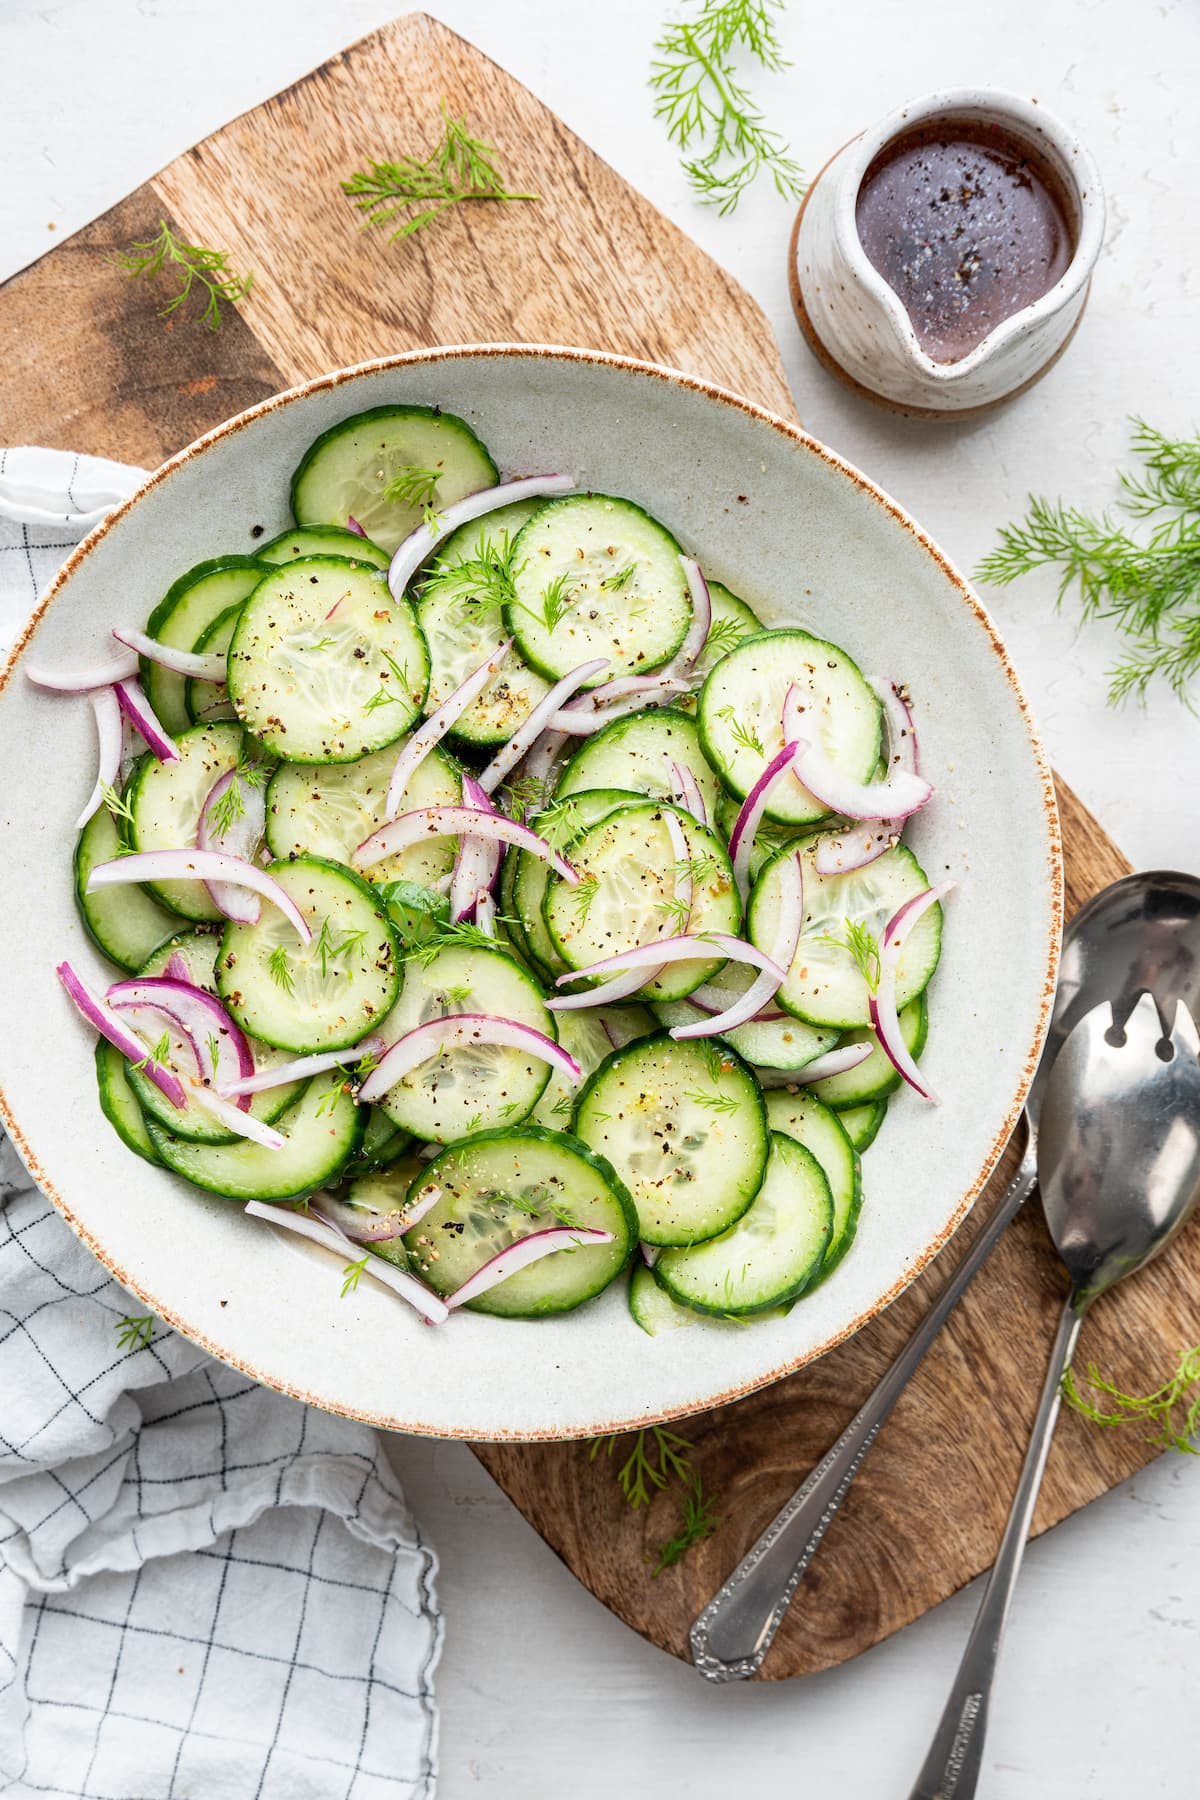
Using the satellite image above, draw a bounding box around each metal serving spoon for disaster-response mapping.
[690,869,1200,1683]
[908,991,1200,1799]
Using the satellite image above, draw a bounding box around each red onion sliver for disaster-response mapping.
[311,1190,423,1245]
[115,677,178,762]
[446,1226,614,1310]
[668,758,707,827]
[794,1042,875,1084]
[26,650,139,692]
[188,1086,286,1149]
[547,965,663,1012]
[385,639,513,818]
[547,679,691,734]
[244,1201,448,1324]
[354,806,579,883]
[871,677,920,777]
[688,983,786,1020]
[562,673,695,712]
[57,961,187,1110]
[521,728,567,788]
[106,975,255,1107]
[870,879,956,1102]
[387,473,576,601]
[346,516,367,538]
[113,628,227,682]
[811,679,923,876]
[475,888,497,935]
[87,850,313,942]
[669,556,712,673]
[555,932,785,991]
[783,686,930,822]
[358,1014,582,1105]
[477,658,609,794]
[76,686,124,830]
[728,740,805,898]
[197,767,267,924]
[669,852,802,1040]
[219,1036,383,1099]
[164,952,191,983]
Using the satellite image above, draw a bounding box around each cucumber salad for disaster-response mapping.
[32,400,954,1331]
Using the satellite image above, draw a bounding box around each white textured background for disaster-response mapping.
[2,2,1199,1796]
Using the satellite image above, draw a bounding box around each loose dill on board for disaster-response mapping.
[109,221,253,330]
[342,104,540,244]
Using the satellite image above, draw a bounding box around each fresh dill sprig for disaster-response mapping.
[818,917,880,990]
[353,1047,382,1078]
[978,419,1200,706]
[684,1088,741,1115]
[600,561,638,593]
[672,851,722,887]
[384,463,443,529]
[497,1186,585,1231]
[534,572,578,634]
[650,0,804,215]
[569,873,601,921]
[342,103,539,244]
[109,219,253,330]
[204,1031,221,1073]
[268,945,295,996]
[1062,1345,1200,1454]
[421,528,523,614]
[131,1031,171,1074]
[502,770,558,824]
[534,796,584,851]
[207,774,245,839]
[652,1476,721,1576]
[316,1080,347,1120]
[657,891,694,930]
[588,1425,696,1509]
[407,916,510,967]
[700,614,748,664]
[314,918,367,978]
[115,1314,155,1352]
[100,782,136,827]
[340,1255,370,1297]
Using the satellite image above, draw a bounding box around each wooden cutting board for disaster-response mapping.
[2,10,1182,1682]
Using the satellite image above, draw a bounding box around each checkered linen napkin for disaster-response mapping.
[0,449,442,1800]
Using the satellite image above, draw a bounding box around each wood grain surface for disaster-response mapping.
[0,10,1176,1682]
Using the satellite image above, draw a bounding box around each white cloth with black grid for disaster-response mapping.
[0,448,442,1800]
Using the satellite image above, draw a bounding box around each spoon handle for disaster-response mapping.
[907,1291,1085,1800]
[689,1134,1038,1683]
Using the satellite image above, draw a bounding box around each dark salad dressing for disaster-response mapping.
[855,119,1076,363]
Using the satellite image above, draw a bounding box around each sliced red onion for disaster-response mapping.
[445,1226,614,1309]
[58,960,187,1109]
[164,951,191,983]
[346,516,367,538]
[783,685,931,822]
[872,677,920,777]
[668,556,712,674]
[106,975,255,1107]
[355,806,579,884]
[219,1036,383,1099]
[670,852,803,1040]
[870,880,956,1102]
[187,1086,286,1149]
[244,1200,448,1324]
[197,767,267,924]
[358,1014,582,1105]
[311,1188,435,1245]
[640,1242,661,1268]
[115,677,179,763]
[563,674,695,712]
[113,628,227,682]
[688,983,786,1021]
[26,649,139,692]
[663,808,694,926]
[728,740,806,898]
[812,679,923,876]
[547,964,663,1011]
[475,888,497,935]
[521,728,567,788]
[87,850,313,942]
[385,639,514,817]
[76,686,124,829]
[665,757,707,827]
[548,678,692,734]
[388,473,576,600]
[794,1042,875,1084]
[477,659,609,794]
[449,775,503,921]
[554,933,784,1003]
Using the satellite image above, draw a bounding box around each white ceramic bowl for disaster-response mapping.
[0,346,1061,1441]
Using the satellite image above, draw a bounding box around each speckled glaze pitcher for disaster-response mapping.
[790,89,1105,415]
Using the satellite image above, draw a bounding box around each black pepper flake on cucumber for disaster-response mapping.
[40,396,955,1328]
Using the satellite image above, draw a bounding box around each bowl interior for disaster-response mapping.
[0,347,1059,1439]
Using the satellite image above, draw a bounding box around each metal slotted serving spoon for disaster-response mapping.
[908,990,1200,1800]
[690,869,1200,1684]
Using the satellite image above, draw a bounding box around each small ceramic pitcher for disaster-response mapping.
[790,89,1105,415]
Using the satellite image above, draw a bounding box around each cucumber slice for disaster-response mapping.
[511,788,642,976]
[185,604,242,725]
[265,742,461,892]
[141,557,270,735]
[289,405,498,555]
[629,1260,696,1334]
[655,1132,832,1315]
[146,1072,363,1202]
[698,628,881,826]
[543,801,740,1002]
[334,1155,428,1267]
[127,722,247,921]
[532,1004,657,1131]
[765,1089,862,1276]
[75,803,177,972]
[750,841,942,1029]
[227,557,430,763]
[416,500,552,748]
[572,1031,768,1246]
[372,942,555,1142]
[216,857,401,1053]
[678,581,763,708]
[402,1127,636,1317]
[840,1099,887,1152]
[505,495,691,686]
[652,968,838,1071]
[125,930,306,1143]
[807,996,928,1108]
[95,1040,159,1164]
[554,707,720,817]
[343,1108,413,1179]
[258,525,390,570]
